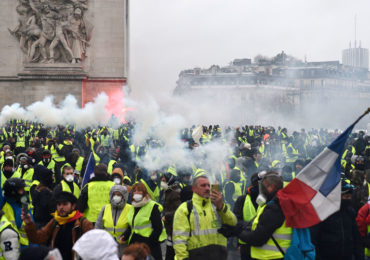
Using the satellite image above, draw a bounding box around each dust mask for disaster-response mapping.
[65,175,74,182]
[112,195,122,204]
[133,194,143,202]
[113,178,121,185]
[161,181,168,190]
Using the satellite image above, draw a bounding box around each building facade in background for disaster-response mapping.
[174,51,370,125]
[342,42,369,70]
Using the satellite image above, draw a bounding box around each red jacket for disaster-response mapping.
[356,202,370,237]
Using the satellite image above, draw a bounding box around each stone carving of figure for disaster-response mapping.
[29,4,58,62]
[48,16,74,63]
[9,0,91,64]
[66,8,86,63]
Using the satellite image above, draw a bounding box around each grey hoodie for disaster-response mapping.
[95,185,128,229]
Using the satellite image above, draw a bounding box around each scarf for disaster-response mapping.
[52,210,83,225]
[131,197,150,208]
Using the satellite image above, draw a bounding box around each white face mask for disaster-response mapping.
[161,181,168,190]
[150,175,157,181]
[65,175,74,182]
[113,178,121,185]
[112,195,122,204]
[133,193,143,202]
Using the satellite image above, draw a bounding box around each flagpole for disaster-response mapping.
[353,107,370,125]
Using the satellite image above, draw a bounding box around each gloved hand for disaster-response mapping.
[218,224,242,238]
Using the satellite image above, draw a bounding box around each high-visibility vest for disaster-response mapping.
[84,181,115,223]
[140,179,160,202]
[126,200,167,244]
[2,202,28,247]
[100,135,110,147]
[102,203,132,242]
[286,143,299,163]
[239,194,257,245]
[75,156,84,173]
[38,160,56,173]
[61,180,81,199]
[251,204,292,259]
[15,136,25,148]
[1,170,21,189]
[0,214,15,260]
[172,193,236,257]
[14,168,34,192]
[366,225,370,256]
[223,180,242,202]
[107,160,117,175]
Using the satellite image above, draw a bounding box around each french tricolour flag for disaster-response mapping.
[81,152,95,188]
[277,123,355,228]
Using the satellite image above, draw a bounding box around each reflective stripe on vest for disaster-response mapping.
[251,204,292,259]
[103,203,132,242]
[127,200,166,244]
[84,181,115,223]
[61,180,81,199]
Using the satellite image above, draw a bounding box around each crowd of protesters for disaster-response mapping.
[0,119,368,259]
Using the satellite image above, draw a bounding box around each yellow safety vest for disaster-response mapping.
[14,168,34,192]
[102,203,132,242]
[100,135,110,147]
[61,180,81,199]
[75,156,84,173]
[107,160,117,175]
[84,181,115,223]
[140,179,160,202]
[2,202,28,247]
[126,200,167,244]
[251,204,292,259]
[366,225,370,256]
[285,143,299,163]
[1,170,21,188]
[239,194,257,245]
[15,136,25,148]
[223,180,242,202]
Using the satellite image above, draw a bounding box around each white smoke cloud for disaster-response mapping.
[0,93,110,129]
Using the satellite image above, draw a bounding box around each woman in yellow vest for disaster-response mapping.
[122,183,166,260]
[95,185,132,255]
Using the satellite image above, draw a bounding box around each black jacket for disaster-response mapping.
[310,200,364,260]
[238,197,285,247]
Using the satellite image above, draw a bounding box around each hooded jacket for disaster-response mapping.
[95,185,128,229]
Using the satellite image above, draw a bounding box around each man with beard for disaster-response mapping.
[22,191,93,260]
[218,172,291,260]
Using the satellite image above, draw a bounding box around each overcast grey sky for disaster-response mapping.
[129,0,370,98]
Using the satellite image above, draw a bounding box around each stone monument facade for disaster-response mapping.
[0,0,128,107]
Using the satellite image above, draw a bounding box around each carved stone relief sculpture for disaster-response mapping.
[9,0,92,64]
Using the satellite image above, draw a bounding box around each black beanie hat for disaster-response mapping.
[54,191,78,204]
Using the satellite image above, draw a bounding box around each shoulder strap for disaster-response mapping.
[271,235,285,256]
